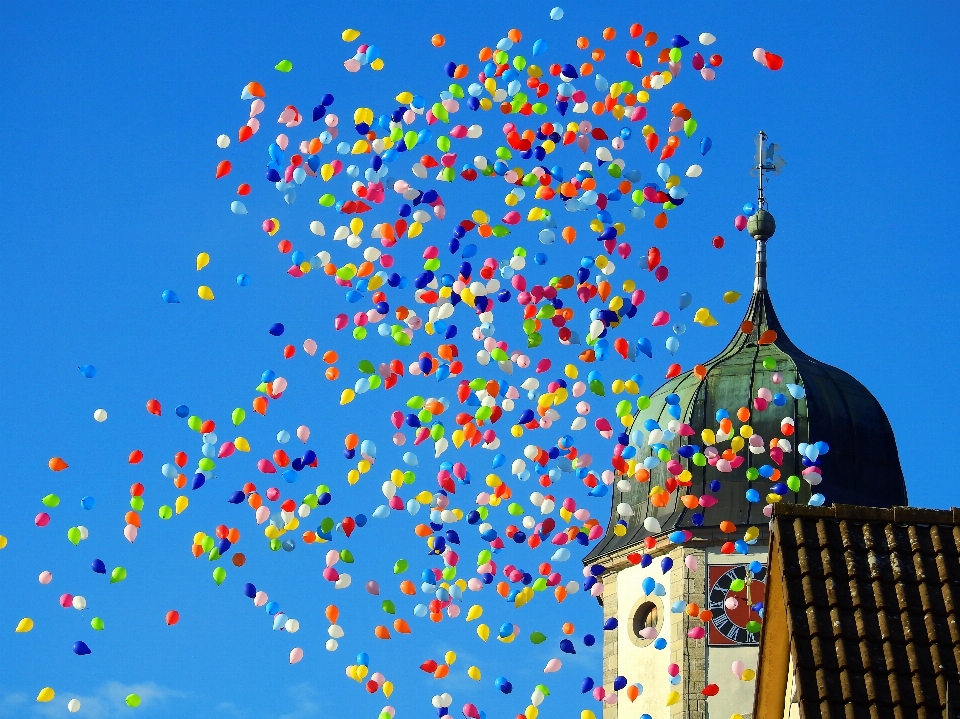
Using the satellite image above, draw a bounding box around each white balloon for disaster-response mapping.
[68,699,81,713]
[216,134,230,148]
[93,408,107,422]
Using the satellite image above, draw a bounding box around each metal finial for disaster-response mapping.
[748,132,785,291]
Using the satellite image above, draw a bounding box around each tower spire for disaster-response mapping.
[748,131,785,292]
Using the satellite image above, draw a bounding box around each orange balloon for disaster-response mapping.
[191,544,203,558]
[627,685,639,702]
[252,396,268,415]
[325,367,339,380]
[496,581,509,598]
[554,585,567,603]
[430,612,443,623]
[393,618,411,634]
[561,622,574,635]
[694,364,708,381]
[174,473,187,489]
[698,610,713,622]
[685,603,700,616]
[576,37,589,49]
[434,664,450,678]
[507,28,522,42]
[374,626,391,639]
[758,329,778,346]
[597,281,611,302]
[681,495,699,509]
[124,511,141,528]
[644,31,658,47]
[719,520,737,533]
[48,457,68,472]
[737,407,751,422]
[431,34,445,47]
[653,212,668,229]
[345,434,359,450]
[414,524,433,537]
[740,321,755,334]
[602,27,616,40]
[227,528,240,543]
[325,605,339,623]
[302,531,316,544]
[400,580,416,595]
[247,492,262,509]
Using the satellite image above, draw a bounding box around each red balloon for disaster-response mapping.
[647,247,661,271]
[165,610,180,626]
[764,52,783,71]
[145,399,162,416]
[712,235,725,249]
[215,160,232,179]
[702,684,720,696]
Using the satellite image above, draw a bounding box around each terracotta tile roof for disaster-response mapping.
[768,503,960,719]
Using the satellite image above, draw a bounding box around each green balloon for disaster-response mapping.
[468,378,485,391]
[352,327,367,340]
[212,567,226,585]
[208,548,221,561]
[67,527,81,546]
[745,468,759,481]
[130,496,144,511]
[786,475,801,493]
[430,424,444,440]
[402,471,416,485]
[382,600,396,614]
[393,559,408,574]
[158,505,173,520]
[762,356,777,370]
[746,620,762,634]
[320,517,334,533]
[729,578,745,592]
[303,494,319,508]
[406,396,425,409]
[417,408,432,423]
[507,503,524,516]
[637,396,651,410]
[41,494,60,508]
[110,567,127,584]
[319,193,336,207]
[441,566,456,580]
[692,453,707,467]
[187,415,202,432]
[339,549,354,563]
[232,408,245,426]
[358,359,375,374]
[198,458,215,471]
[269,538,282,551]
[90,617,105,631]
[275,59,293,72]
[532,578,548,592]
[536,684,551,696]
[125,694,141,708]
[201,536,215,552]
[477,549,492,566]
[530,631,547,644]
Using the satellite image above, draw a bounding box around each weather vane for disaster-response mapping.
[750,131,786,210]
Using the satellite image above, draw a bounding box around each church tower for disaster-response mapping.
[584,134,908,719]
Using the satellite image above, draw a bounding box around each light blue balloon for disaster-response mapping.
[532,39,548,56]
[402,452,418,466]
[230,201,247,215]
[641,577,655,596]
[237,274,250,286]
[549,6,564,20]
[372,505,390,519]
[161,290,179,303]
[81,496,95,510]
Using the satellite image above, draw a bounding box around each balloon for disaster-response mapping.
[126,694,141,708]
[68,699,81,712]
[37,688,55,703]
[290,647,304,663]
[165,610,180,626]
[15,618,34,632]
[162,290,180,303]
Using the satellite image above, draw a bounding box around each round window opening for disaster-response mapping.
[629,597,662,648]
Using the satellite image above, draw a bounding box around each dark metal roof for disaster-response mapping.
[585,287,907,563]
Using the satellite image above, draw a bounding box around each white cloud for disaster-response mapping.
[0,681,189,719]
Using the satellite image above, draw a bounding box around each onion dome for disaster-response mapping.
[586,207,907,561]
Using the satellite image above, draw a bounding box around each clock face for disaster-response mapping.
[707,564,766,646]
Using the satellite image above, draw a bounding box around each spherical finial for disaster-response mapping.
[748,209,776,241]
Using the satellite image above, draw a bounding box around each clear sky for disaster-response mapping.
[2,1,959,718]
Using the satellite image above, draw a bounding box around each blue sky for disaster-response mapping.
[2,1,959,717]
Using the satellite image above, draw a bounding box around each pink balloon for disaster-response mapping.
[334,314,348,330]
[289,647,303,664]
[734,214,748,231]
[325,549,340,568]
[249,99,264,118]
[535,358,552,373]
[124,524,138,543]
[544,658,563,673]
[752,48,768,66]
[60,594,73,608]
[302,339,317,356]
[276,134,289,151]
[254,591,268,607]
[463,704,479,719]
[297,426,310,443]
[652,311,670,327]
[218,442,235,458]
[39,571,53,585]
[667,663,680,677]
[255,506,270,524]
[684,555,698,572]
[732,660,745,679]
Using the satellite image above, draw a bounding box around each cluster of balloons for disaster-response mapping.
[11,9,817,719]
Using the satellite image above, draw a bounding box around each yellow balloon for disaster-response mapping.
[396,92,414,104]
[452,429,465,449]
[497,631,516,643]
[741,669,756,681]
[340,389,356,405]
[416,490,433,504]
[525,706,538,719]
[723,291,741,304]
[564,364,578,379]
[197,285,214,301]
[580,711,596,719]
[0,535,7,549]
[356,665,368,680]
[234,437,250,452]
[466,605,483,621]
[444,651,457,665]
[37,688,55,703]
[467,666,481,680]
[175,496,188,514]
[382,681,393,697]
[16,618,34,633]
[349,218,363,235]
[321,164,334,181]
[559,507,573,522]
[666,691,680,706]
[347,469,360,485]
[341,28,361,41]
[196,253,210,271]
[477,623,490,642]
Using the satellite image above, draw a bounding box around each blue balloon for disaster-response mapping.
[73,641,91,656]
[498,622,513,638]
[80,496,95,510]
[91,559,106,574]
[237,274,250,286]
[532,39,548,56]
[583,634,596,646]
[700,137,712,156]
[581,677,594,693]
[269,323,285,336]
[559,638,576,654]
[641,577,656,596]
[78,364,97,378]
[243,582,256,598]
[614,676,628,691]
[175,404,189,418]
[357,652,369,666]
[161,290,179,303]
[661,557,674,574]
[654,638,667,650]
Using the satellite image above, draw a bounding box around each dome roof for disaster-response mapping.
[585,249,907,562]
